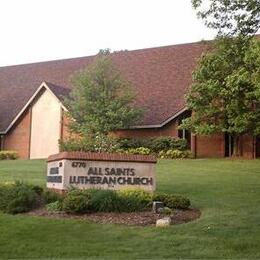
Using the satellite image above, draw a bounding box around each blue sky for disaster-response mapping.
[0,0,216,66]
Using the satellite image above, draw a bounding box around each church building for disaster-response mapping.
[0,41,259,159]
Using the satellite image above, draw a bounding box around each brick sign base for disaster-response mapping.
[47,152,157,192]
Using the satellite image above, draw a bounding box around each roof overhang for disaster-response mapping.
[130,107,187,129]
[0,81,67,135]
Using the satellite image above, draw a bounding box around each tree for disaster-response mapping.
[181,37,260,155]
[181,1,260,156]
[66,51,143,138]
[192,0,260,36]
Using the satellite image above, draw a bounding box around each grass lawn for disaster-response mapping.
[0,158,260,259]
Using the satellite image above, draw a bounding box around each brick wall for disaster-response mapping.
[3,108,31,159]
[60,109,80,141]
[240,135,254,159]
[195,133,225,158]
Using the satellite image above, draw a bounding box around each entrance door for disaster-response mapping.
[256,137,260,158]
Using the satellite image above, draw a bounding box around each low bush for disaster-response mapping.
[0,151,19,160]
[62,189,94,214]
[0,182,191,214]
[116,147,151,155]
[60,136,188,156]
[148,137,187,152]
[59,134,119,153]
[157,207,172,215]
[61,188,154,213]
[118,188,152,212]
[158,149,192,159]
[59,138,100,152]
[46,201,63,212]
[118,136,187,152]
[43,190,64,204]
[0,182,42,214]
[166,195,191,209]
[153,192,190,210]
[91,190,123,212]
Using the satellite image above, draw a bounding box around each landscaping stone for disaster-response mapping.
[152,201,164,213]
[156,217,172,227]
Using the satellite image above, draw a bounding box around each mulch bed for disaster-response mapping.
[24,208,201,226]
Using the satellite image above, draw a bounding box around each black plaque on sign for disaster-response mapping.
[49,167,59,175]
[47,176,62,183]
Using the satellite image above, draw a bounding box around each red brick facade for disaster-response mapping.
[3,108,31,159]
[239,135,255,159]
[193,134,225,158]
[1,106,258,159]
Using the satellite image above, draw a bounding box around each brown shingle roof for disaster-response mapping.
[0,41,209,133]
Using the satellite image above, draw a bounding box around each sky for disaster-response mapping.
[0,0,216,67]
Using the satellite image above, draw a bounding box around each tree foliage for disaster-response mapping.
[182,1,260,155]
[66,51,143,136]
[192,0,260,36]
[182,38,260,139]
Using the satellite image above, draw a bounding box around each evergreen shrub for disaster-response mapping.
[118,188,152,212]
[0,182,42,214]
[153,192,191,209]
[43,190,64,204]
[118,136,187,152]
[91,189,123,212]
[46,201,63,212]
[62,189,94,214]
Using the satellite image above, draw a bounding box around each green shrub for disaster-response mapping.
[59,134,119,153]
[0,151,19,160]
[166,195,191,209]
[158,149,192,159]
[0,184,12,211]
[117,138,149,149]
[46,201,63,212]
[59,138,95,152]
[118,188,152,212]
[117,147,151,155]
[149,137,187,152]
[31,186,44,196]
[157,207,172,215]
[153,192,190,210]
[118,137,187,152]
[91,190,123,212]
[43,190,64,204]
[0,182,41,214]
[62,189,93,213]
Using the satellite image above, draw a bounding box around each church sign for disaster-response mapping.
[47,152,156,192]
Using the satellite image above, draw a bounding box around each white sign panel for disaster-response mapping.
[47,158,156,192]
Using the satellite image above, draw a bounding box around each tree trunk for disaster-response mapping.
[232,135,240,157]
